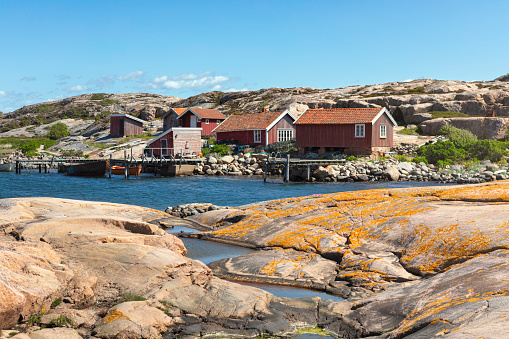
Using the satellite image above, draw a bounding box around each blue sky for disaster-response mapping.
[1,0,508,113]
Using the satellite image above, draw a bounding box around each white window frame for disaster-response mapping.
[205,119,209,124]
[254,130,262,143]
[277,129,293,142]
[380,124,387,138]
[355,124,365,138]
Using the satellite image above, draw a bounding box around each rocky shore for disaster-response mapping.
[2,181,509,338]
[189,181,509,338]
[193,153,509,185]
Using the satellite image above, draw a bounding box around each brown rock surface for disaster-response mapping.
[189,181,509,337]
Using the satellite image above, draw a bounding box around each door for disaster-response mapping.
[161,139,168,156]
[190,115,197,128]
[119,119,124,136]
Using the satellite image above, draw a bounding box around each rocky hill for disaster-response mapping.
[1,76,509,136]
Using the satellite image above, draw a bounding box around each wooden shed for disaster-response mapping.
[109,114,146,137]
[213,109,296,147]
[178,108,226,135]
[162,108,186,131]
[146,128,202,157]
[294,108,397,156]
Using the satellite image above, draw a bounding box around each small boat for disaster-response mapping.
[110,165,142,176]
[0,162,15,172]
[66,161,107,176]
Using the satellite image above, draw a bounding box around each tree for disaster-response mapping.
[47,122,69,140]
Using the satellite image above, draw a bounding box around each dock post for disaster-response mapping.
[307,165,311,182]
[108,154,112,179]
[15,160,19,174]
[264,158,268,183]
[124,150,128,179]
[284,154,290,183]
[49,156,54,174]
[38,164,42,173]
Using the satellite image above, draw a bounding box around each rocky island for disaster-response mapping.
[2,181,509,338]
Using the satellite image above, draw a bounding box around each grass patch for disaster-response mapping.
[122,292,146,302]
[158,300,173,315]
[397,127,418,135]
[407,86,425,94]
[51,298,62,309]
[429,111,470,119]
[120,132,155,143]
[47,315,74,328]
[101,99,120,106]
[91,93,107,100]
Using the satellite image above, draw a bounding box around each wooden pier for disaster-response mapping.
[14,151,205,179]
[264,154,346,183]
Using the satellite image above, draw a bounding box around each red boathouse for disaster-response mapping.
[109,114,146,137]
[213,109,296,147]
[178,108,226,136]
[294,107,397,156]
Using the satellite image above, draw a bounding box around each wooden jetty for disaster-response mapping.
[264,154,347,183]
[14,150,205,179]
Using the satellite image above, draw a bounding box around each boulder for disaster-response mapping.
[419,117,509,139]
[221,155,234,164]
[397,162,413,173]
[28,328,83,339]
[93,301,172,339]
[384,166,400,181]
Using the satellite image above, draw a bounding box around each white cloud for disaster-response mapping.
[402,79,415,83]
[225,87,249,92]
[0,91,6,97]
[66,85,87,92]
[89,70,145,88]
[144,71,231,90]
[212,85,222,91]
[118,71,144,81]
[20,76,36,82]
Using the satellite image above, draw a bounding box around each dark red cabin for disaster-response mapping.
[178,108,226,136]
[294,108,397,156]
[213,109,296,147]
[109,114,146,137]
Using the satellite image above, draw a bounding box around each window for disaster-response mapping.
[380,124,387,138]
[205,119,209,124]
[277,129,293,142]
[254,130,262,143]
[355,124,365,138]
[217,119,221,124]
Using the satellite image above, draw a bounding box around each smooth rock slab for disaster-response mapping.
[94,301,172,339]
[209,247,338,292]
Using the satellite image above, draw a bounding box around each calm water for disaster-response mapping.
[0,172,444,210]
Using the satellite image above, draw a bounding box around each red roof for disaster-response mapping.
[186,108,226,120]
[213,110,289,132]
[295,108,385,124]
[172,108,187,115]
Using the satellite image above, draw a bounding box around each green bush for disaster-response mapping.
[202,144,232,156]
[411,156,428,165]
[417,140,467,166]
[47,122,69,140]
[468,140,506,162]
[439,126,477,148]
[397,127,417,135]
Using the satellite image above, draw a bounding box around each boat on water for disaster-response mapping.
[110,165,142,176]
[66,161,107,176]
[0,162,15,172]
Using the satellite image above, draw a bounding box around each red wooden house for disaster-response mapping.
[213,109,296,147]
[294,107,397,156]
[161,108,186,131]
[146,128,202,157]
[177,108,226,135]
[109,114,146,137]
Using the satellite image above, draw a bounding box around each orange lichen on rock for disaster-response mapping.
[104,308,131,323]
